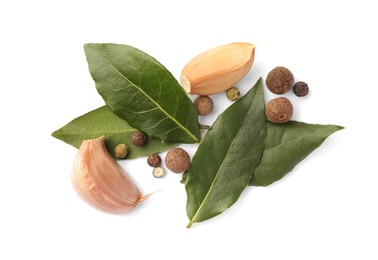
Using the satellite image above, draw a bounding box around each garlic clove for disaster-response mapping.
[180,42,255,95]
[72,136,150,214]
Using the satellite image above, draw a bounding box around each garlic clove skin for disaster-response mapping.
[180,42,255,95]
[72,136,149,214]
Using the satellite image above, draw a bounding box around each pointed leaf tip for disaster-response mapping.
[51,106,176,159]
[84,43,200,144]
[185,78,266,225]
[250,121,344,186]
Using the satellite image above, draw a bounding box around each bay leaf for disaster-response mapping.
[52,106,176,159]
[84,43,200,144]
[250,121,344,186]
[185,78,266,228]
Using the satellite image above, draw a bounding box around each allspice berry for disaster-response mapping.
[293,81,309,97]
[131,131,147,147]
[114,143,128,159]
[266,97,293,123]
[147,153,161,167]
[165,148,191,173]
[266,66,294,94]
[193,96,214,116]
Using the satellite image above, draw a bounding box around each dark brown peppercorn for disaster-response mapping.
[266,97,293,123]
[193,96,214,116]
[147,153,162,167]
[165,148,191,173]
[266,66,294,94]
[131,131,147,147]
[293,81,309,97]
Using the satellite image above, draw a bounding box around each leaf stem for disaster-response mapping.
[186,220,194,229]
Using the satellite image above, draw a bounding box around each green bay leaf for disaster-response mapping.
[84,43,200,144]
[185,78,266,228]
[52,106,176,159]
[250,121,344,186]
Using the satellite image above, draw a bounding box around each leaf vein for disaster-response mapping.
[189,92,259,225]
[86,45,199,142]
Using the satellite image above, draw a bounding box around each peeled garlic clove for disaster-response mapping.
[72,136,149,214]
[180,42,255,95]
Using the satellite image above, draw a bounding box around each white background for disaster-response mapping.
[1,0,377,259]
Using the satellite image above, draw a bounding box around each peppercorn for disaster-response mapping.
[131,131,147,147]
[265,97,293,123]
[193,96,214,116]
[147,153,162,167]
[226,86,240,101]
[165,148,191,173]
[266,66,294,94]
[114,143,128,159]
[152,167,166,178]
[293,81,309,97]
